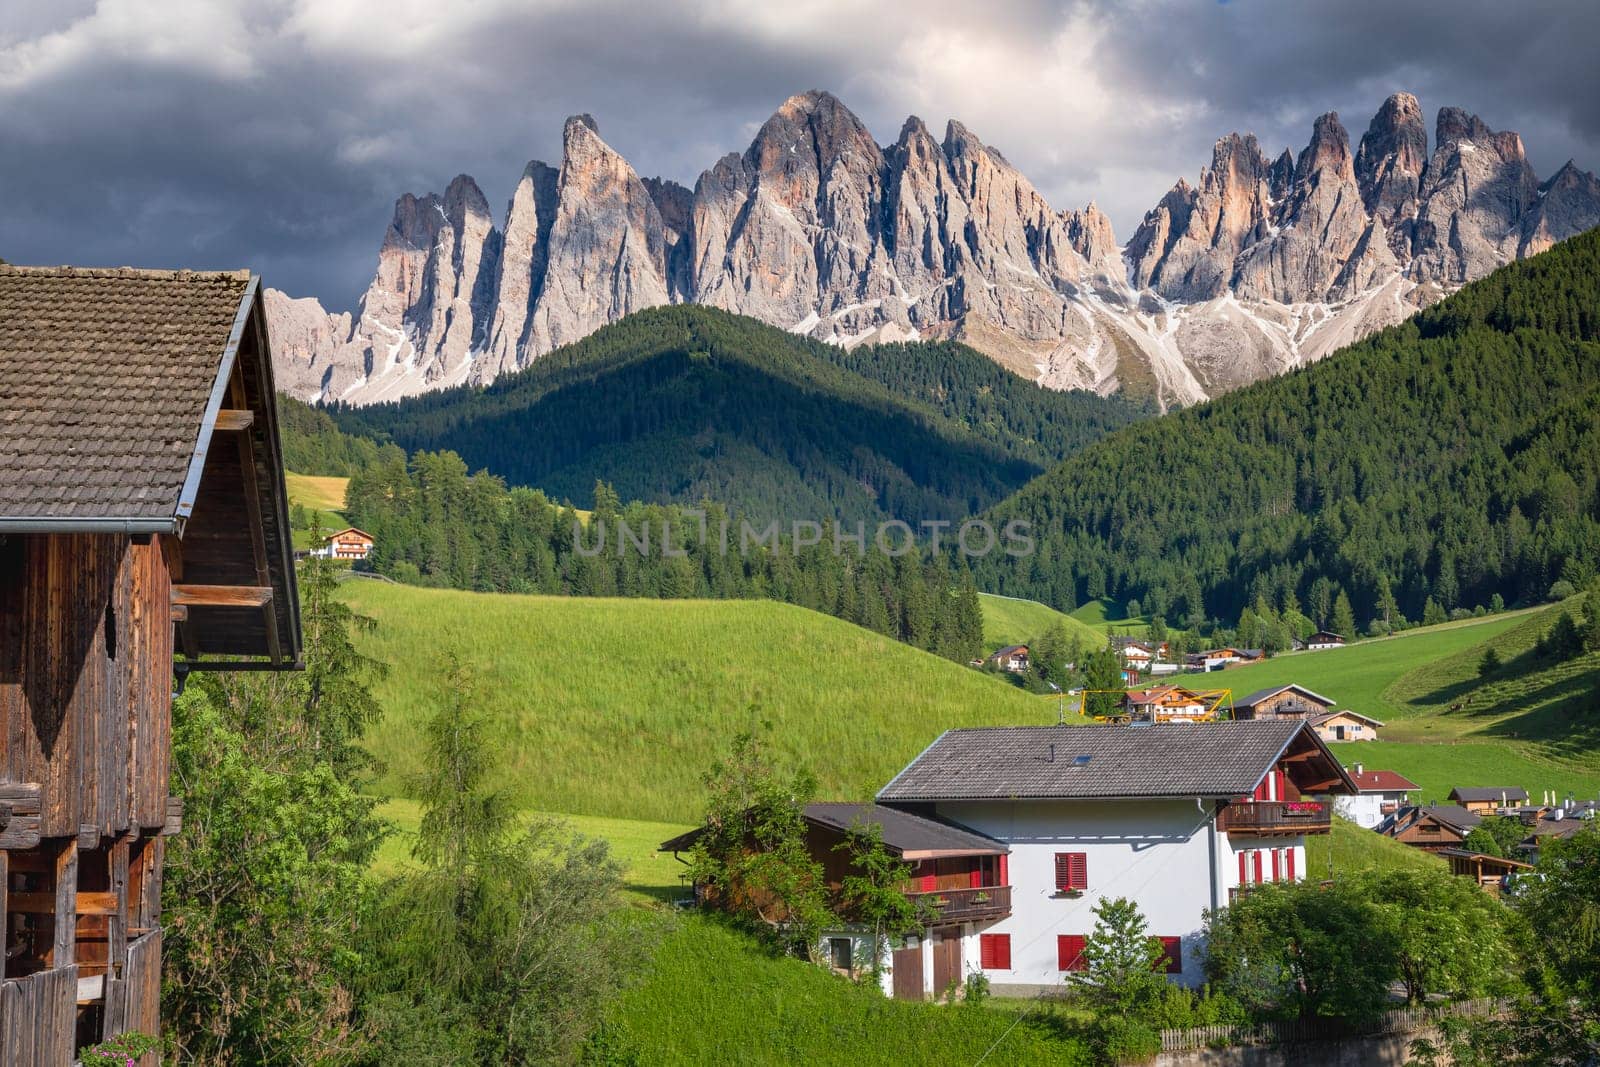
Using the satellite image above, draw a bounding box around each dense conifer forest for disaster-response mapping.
[974,230,1600,631]
[324,306,1147,525]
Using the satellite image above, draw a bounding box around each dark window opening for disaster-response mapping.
[829,937,853,972]
[103,600,117,661]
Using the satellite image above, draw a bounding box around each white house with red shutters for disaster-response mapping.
[870,720,1356,996]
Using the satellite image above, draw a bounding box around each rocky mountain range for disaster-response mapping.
[269,90,1600,408]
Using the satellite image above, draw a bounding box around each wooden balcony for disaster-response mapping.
[907,885,1012,922]
[1218,800,1331,837]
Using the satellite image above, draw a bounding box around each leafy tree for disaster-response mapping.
[1423,596,1447,627]
[162,555,387,1066]
[684,728,835,959]
[834,822,924,984]
[1067,897,1167,1017]
[1478,646,1502,676]
[359,659,645,1063]
[1549,579,1577,602]
[1365,870,1520,1003]
[1331,591,1357,640]
[1205,880,1398,1023]
[1462,827,1504,857]
[1081,648,1125,719]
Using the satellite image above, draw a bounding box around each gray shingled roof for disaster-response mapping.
[0,266,254,526]
[804,803,1007,856]
[1236,684,1336,708]
[877,721,1312,802]
[1421,804,1483,832]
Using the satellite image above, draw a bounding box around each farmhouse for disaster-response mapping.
[1448,786,1530,815]
[1121,686,1215,723]
[0,267,301,1062]
[1514,802,1599,863]
[1233,684,1336,720]
[987,645,1030,673]
[1309,709,1384,742]
[869,720,1356,996]
[1333,767,1418,828]
[1379,804,1482,852]
[315,526,374,562]
[1187,647,1264,671]
[1306,631,1346,650]
[660,803,1010,993]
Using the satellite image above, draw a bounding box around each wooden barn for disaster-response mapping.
[0,267,300,1063]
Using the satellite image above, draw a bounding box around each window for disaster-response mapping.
[1054,852,1087,893]
[1158,936,1182,974]
[829,937,852,972]
[979,933,1011,970]
[1057,934,1088,971]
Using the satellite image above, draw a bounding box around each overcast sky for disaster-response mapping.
[2,0,1596,312]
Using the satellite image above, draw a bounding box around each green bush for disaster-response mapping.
[1096,1016,1162,1064]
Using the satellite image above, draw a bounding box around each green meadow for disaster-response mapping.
[343,582,1054,823]
[977,592,1102,652]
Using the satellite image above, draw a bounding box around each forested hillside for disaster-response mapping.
[975,230,1600,630]
[327,306,1146,524]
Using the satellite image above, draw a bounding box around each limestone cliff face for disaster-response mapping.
[269,90,1600,409]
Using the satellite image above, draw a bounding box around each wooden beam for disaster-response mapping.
[170,604,188,624]
[171,584,273,608]
[229,371,283,664]
[53,839,77,967]
[162,795,184,837]
[9,891,117,916]
[213,409,254,431]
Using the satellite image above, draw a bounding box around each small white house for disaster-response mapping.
[871,720,1356,996]
[1333,766,1419,828]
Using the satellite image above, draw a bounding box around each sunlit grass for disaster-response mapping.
[345,583,1054,823]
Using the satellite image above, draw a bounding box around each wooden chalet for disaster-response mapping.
[318,527,374,562]
[659,802,1009,997]
[0,267,300,1063]
[1448,786,1530,816]
[1121,685,1214,723]
[986,645,1029,673]
[1379,804,1482,852]
[1233,684,1335,720]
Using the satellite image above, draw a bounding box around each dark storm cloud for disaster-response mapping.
[1,0,1595,312]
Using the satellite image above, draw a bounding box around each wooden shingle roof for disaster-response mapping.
[0,266,254,528]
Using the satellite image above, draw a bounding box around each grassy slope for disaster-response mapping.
[1211,606,1600,802]
[595,915,1090,1066]
[977,593,1101,652]
[345,582,1058,823]
[284,472,349,512]
[1306,816,1444,880]
[1067,597,1153,633]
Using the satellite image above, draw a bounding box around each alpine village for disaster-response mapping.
[3,9,1600,1065]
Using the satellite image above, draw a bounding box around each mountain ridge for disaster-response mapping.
[269,90,1600,408]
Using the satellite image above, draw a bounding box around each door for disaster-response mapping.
[931,929,961,999]
[891,944,923,1000]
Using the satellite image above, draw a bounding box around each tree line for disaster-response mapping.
[974,228,1600,633]
[318,304,1145,526]
[341,450,986,663]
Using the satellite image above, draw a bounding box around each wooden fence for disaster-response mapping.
[1159,997,1504,1052]
[0,965,77,1067]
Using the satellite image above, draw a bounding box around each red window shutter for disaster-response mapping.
[1286,848,1296,881]
[1271,849,1281,882]
[917,862,936,892]
[1238,850,1248,885]
[970,866,982,889]
[1159,936,1182,974]
[1253,776,1270,801]
[998,854,1009,886]
[1253,850,1264,884]
[1058,934,1088,971]
[980,934,1010,971]
[1055,852,1088,891]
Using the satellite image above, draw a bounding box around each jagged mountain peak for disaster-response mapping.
[269,88,1600,410]
[1294,112,1354,182]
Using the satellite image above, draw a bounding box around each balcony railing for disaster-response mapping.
[906,885,1012,922]
[1218,800,1331,836]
